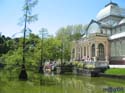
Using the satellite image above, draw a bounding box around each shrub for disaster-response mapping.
[72,61,79,66]
[85,64,95,69]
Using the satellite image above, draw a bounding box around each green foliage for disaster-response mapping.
[19,0,38,25]
[44,37,62,60]
[0,23,87,70]
[72,61,95,69]
[77,62,84,68]
[0,33,62,70]
[0,34,40,70]
[72,61,79,66]
[72,61,85,68]
[85,64,95,69]
[0,35,11,56]
[56,24,87,41]
[56,24,87,61]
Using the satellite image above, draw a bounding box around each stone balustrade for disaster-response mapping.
[84,61,109,68]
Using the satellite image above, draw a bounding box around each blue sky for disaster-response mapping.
[0,0,124,37]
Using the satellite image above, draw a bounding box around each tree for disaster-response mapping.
[44,37,62,61]
[38,28,48,73]
[19,0,38,80]
[56,24,87,62]
[0,35,11,56]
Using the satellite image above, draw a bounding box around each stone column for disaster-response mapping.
[86,45,88,58]
[89,44,91,59]
[70,49,73,61]
[80,47,83,60]
[105,42,109,62]
[79,46,81,60]
[82,46,84,59]
[74,48,77,60]
[94,43,98,61]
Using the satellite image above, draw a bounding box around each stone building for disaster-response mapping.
[71,2,125,66]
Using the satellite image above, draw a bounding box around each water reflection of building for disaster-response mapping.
[71,2,125,66]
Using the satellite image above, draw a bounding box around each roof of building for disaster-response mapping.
[86,19,112,31]
[109,32,125,40]
[96,2,125,21]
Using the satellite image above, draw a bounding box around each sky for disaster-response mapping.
[0,0,124,37]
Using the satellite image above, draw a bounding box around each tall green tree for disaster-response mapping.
[19,0,38,80]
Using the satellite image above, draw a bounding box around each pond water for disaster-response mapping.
[0,70,125,93]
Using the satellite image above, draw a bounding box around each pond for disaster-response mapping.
[0,70,125,93]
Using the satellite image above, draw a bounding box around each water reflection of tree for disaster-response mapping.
[60,76,103,93]
[0,78,6,93]
[0,71,125,93]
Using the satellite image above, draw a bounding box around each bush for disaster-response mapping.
[77,62,84,68]
[72,61,85,68]
[72,61,79,66]
[85,64,95,69]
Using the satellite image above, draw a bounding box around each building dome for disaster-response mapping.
[96,2,121,21]
[119,18,125,25]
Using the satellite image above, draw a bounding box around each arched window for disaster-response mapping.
[91,44,95,57]
[98,43,105,58]
[111,42,115,56]
[84,47,86,56]
[81,47,82,58]
[78,48,81,60]
[88,23,100,35]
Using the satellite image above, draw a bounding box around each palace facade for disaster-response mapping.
[71,2,125,65]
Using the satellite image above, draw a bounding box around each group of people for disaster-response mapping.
[43,61,57,73]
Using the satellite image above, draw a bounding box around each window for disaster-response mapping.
[91,44,95,57]
[88,23,100,35]
[119,40,122,56]
[121,26,125,33]
[102,29,106,34]
[112,29,116,35]
[72,48,75,58]
[84,47,86,56]
[107,29,111,35]
[116,41,120,56]
[98,43,105,58]
[81,47,82,58]
[116,27,121,33]
[111,42,115,56]
[122,40,125,55]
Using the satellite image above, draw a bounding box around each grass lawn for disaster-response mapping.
[105,68,125,75]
